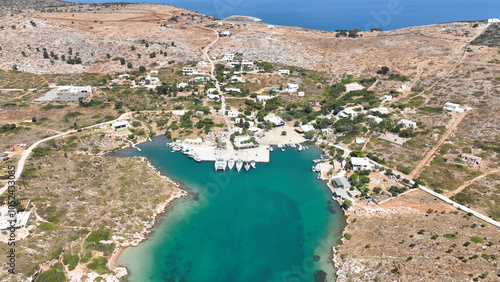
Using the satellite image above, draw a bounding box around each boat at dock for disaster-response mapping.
[228,158,235,170]
[244,162,251,171]
[250,160,256,169]
[312,164,321,172]
[215,159,227,171]
[298,144,303,151]
[281,147,285,152]
[236,159,243,172]
[194,155,201,162]
[269,146,274,152]
[317,173,322,179]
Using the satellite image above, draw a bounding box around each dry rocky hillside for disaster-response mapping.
[0,3,489,79]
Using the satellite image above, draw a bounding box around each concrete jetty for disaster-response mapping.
[173,140,270,163]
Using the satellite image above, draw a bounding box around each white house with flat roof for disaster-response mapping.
[267,25,275,29]
[488,18,500,23]
[220,31,230,36]
[111,120,130,131]
[278,69,290,75]
[227,110,239,118]
[370,107,389,114]
[351,157,373,171]
[223,54,235,61]
[443,102,465,113]
[383,95,393,101]
[182,67,195,75]
[337,109,358,119]
[398,119,417,128]
[241,61,254,68]
[150,70,159,74]
[256,95,274,103]
[366,115,383,123]
[264,114,285,126]
[197,61,209,67]
[298,91,305,97]
[287,83,299,91]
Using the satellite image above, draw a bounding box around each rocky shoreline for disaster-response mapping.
[106,155,188,279]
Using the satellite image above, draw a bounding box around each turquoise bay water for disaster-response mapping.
[72,0,500,31]
[112,135,345,281]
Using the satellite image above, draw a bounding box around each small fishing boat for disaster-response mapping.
[244,162,251,171]
[228,158,235,170]
[194,155,201,162]
[236,159,243,172]
[250,160,256,169]
[281,147,285,152]
[317,173,322,180]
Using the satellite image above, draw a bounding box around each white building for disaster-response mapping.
[370,107,389,114]
[230,76,245,83]
[112,120,130,131]
[256,95,274,103]
[193,76,207,82]
[177,82,189,88]
[366,115,383,124]
[0,206,32,230]
[223,54,235,61]
[150,70,159,74]
[355,137,366,144]
[217,22,223,26]
[225,87,241,93]
[278,69,290,75]
[398,119,417,128]
[197,61,209,67]
[383,95,393,101]
[443,102,465,113]
[263,114,285,126]
[241,61,254,68]
[298,91,305,97]
[351,157,373,171]
[145,75,159,84]
[220,31,230,36]
[267,25,275,29]
[118,74,130,79]
[182,67,195,75]
[488,18,500,23]
[207,88,218,94]
[287,83,299,91]
[300,124,315,132]
[337,109,358,119]
[227,110,239,118]
[172,110,186,115]
[227,62,240,68]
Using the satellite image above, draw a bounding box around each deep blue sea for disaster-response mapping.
[71,0,499,31]
[112,136,345,281]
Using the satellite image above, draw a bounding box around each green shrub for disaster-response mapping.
[443,233,457,239]
[35,268,66,282]
[87,257,110,274]
[470,236,484,243]
[39,222,58,231]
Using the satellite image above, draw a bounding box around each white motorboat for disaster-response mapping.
[250,160,256,169]
[215,158,226,171]
[317,173,322,179]
[298,144,303,151]
[236,159,243,172]
[194,155,201,162]
[281,147,285,152]
[228,158,235,170]
[269,146,274,152]
[244,162,251,171]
